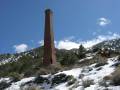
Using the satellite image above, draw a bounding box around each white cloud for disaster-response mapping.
[14,44,28,53]
[55,33,120,50]
[97,17,111,26]
[56,40,80,50]
[38,40,44,46]
[82,33,120,48]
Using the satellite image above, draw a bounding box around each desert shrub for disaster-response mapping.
[96,67,102,71]
[99,80,109,87]
[66,77,77,86]
[24,70,35,77]
[97,48,110,58]
[112,62,120,67]
[0,53,44,78]
[0,81,11,90]
[34,76,49,84]
[98,75,112,87]
[92,47,100,53]
[9,72,22,82]
[35,64,61,76]
[36,68,49,75]
[79,74,84,79]
[95,62,107,68]
[51,73,72,86]
[60,52,78,66]
[82,79,94,88]
[21,84,42,90]
[47,64,62,74]
[117,55,120,61]
[110,67,120,86]
[81,67,93,73]
[103,75,112,81]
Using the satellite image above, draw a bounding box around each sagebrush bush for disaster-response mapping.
[21,84,42,90]
[95,62,107,68]
[34,76,49,84]
[35,64,61,76]
[82,79,94,88]
[66,78,77,86]
[79,74,84,79]
[110,67,120,86]
[99,76,114,89]
[117,55,120,61]
[99,80,109,87]
[36,68,49,75]
[103,75,112,81]
[0,81,11,90]
[51,73,72,86]
[9,72,22,82]
[60,52,79,66]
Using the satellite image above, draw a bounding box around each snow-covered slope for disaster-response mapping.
[3,56,119,90]
[52,57,116,90]
[1,38,120,90]
[93,38,120,52]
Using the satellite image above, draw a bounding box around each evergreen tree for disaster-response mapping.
[78,44,86,59]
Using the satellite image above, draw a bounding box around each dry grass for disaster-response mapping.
[110,66,120,86]
[82,79,94,88]
[78,55,108,67]
[35,64,62,76]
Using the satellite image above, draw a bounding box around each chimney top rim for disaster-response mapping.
[45,9,53,13]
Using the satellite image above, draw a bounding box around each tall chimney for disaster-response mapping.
[43,9,56,65]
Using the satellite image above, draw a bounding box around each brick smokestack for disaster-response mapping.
[43,9,56,65]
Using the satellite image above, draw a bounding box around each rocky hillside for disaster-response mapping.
[1,56,120,90]
[1,38,120,65]
[92,38,120,53]
[0,38,120,90]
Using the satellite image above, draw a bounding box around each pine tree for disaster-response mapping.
[78,44,86,59]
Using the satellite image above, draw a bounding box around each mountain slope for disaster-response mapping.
[0,38,120,90]
[2,56,119,90]
[92,38,120,52]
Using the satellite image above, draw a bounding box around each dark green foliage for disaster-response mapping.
[92,47,100,53]
[78,45,86,59]
[34,76,49,84]
[9,72,21,82]
[117,55,120,61]
[0,46,79,78]
[0,53,11,60]
[67,78,76,86]
[0,55,43,77]
[0,81,11,90]
[56,49,68,62]
[51,73,72,86]
[66,76,77,86]
[60,51,79,66]
[95,62,108,68]
[0,46,45,77]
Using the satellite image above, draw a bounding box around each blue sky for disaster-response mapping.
[0,0,120,53]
